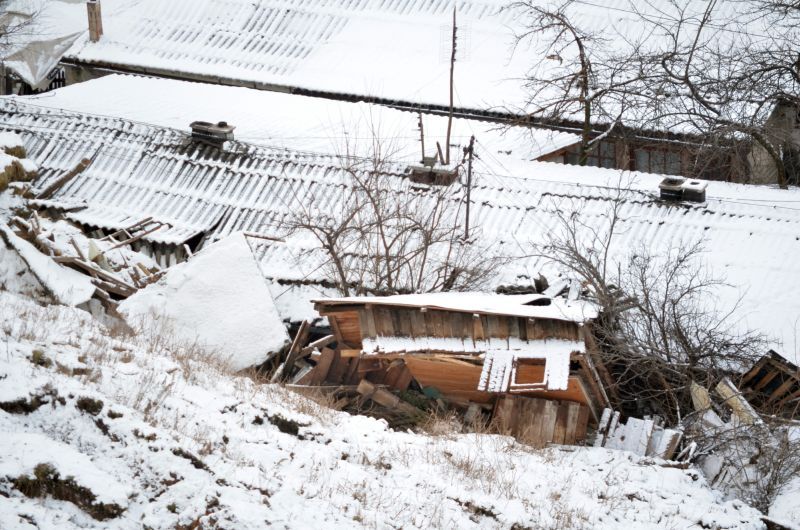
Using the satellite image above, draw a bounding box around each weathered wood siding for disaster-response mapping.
[358,306,581,343]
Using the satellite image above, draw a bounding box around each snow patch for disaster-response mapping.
[120,232,289,371]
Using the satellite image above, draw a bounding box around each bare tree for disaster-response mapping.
[507,0,653,166]
[0,1,39,50]
[625,0,800,187]
[280,136,502,296]
[536,188,765,423]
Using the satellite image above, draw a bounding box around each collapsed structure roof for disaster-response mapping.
[0,75,799,360]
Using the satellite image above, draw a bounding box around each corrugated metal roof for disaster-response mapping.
[2,94,800,355]
[55,0,775,129]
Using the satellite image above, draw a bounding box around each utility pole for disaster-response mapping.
[464,135,474,239]
[445,5,457,166]
[417,112,425,163]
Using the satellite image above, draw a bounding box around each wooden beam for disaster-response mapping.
[309,347,336,386]
[716,377,760,425]
[300,334,335,356]
[281,320,311,381]
[766,377,797,405]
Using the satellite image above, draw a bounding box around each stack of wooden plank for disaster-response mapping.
[276,320,415,391]
[8,213,165,312]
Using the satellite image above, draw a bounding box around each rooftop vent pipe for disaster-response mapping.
[658,176,707,203]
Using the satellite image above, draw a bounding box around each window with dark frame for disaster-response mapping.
[633,146,682,175]
[564,140,616,169]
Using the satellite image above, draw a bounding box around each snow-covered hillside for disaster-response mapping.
[0,290,769,529]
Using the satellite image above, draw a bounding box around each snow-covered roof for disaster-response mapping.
[58,0,527,113]
[15,74,578,163]
[1,76,800,360]
[316,292,597,323]
[44,0,781,132]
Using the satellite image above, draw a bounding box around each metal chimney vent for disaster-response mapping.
[658,176,707,203]
[681,179,708,203]
[190,121,235,147]
[658,176,686,201]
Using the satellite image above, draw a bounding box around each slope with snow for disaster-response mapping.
[0,290,773,529]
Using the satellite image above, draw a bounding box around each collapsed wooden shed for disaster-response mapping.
[310,293,612,445]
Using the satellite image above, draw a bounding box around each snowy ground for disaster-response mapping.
[0,290,773,529]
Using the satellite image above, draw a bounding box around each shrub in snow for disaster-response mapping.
[12,463,125,521]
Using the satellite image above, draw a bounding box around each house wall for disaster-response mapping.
[537,135,748,182]
[748,102,800,185]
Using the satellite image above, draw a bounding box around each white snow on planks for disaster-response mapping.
[0,223,95,306]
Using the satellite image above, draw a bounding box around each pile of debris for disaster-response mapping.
[272,291,799,484]
[3,212,164,316]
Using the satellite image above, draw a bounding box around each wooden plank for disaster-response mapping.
[740,356,770,386]
[552,401,571,444]
[472,314,485,342]
[563,401,583,445]
[328,316,346,346]
[540,399,559,444]
[300,335,335,356]
[493,396,516,434]
[310,347,336,385]
[345,357,362,385]
[281,320,311,380]
[340,349,361,358]
[431,310,448,338]
[766,377,796,404]
[396,309,414,337]
[593,408,612,447]
[333,311,362,346]
[776,386,800,408]
[292,363,315,385]
[526,398,547,446]
[486,315,508,339]
[382,360,404,388]
[517,317,528,341]
[356,379,420,416]
[716,377,760,424]
[690,381,713,411]
[409,309,427,338]
[507,316,520,340]
[326,354,350,385]
[573,403,590,443]
[575,355,610,417]
[752,369,781,392]
[392,364,413,392]
[358,309,376,340]
[404,357,489,403]
[527,318,543,340]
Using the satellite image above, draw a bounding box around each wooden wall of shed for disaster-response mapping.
[358,306,581,343]
[403,356,595,414]
[328,311,362,347]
